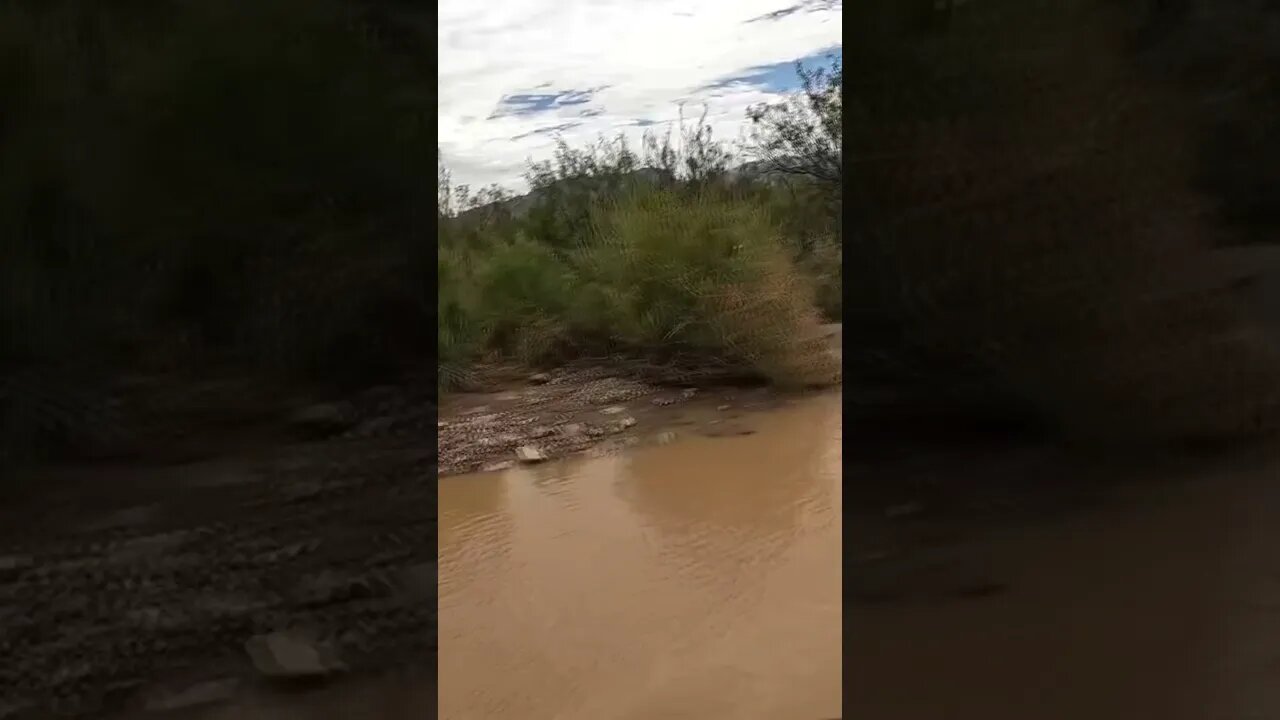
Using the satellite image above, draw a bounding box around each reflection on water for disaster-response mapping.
[438,392,842,720]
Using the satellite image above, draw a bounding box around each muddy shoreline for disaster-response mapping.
[438,323,844,477]
[437,366,817,477]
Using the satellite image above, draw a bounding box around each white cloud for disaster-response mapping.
[437,0,842,192]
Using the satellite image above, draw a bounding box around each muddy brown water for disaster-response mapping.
[438,391,844,720]
[848,443,1280,720]
[437,380,1280,720]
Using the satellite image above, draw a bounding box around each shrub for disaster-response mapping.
[575,188,836,386]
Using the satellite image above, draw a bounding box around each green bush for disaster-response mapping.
[435,179,838,388]
[577,188,834,385]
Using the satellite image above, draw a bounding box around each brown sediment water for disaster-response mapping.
[847,444,1280,720]
[438,391,843,720]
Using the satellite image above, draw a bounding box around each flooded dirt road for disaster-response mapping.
[848,443,1280,720]
[438,391,843,720]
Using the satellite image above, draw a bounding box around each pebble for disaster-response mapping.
[515,445,547,463]
[600,406,626,415]
[0,555,34,578]
[143,678,241,712]
[245,630,345,678]
[288,404,350,436]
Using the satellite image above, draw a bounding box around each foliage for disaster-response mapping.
[436,100,842,391]
[436,179,838,388]
[743,54,842,189]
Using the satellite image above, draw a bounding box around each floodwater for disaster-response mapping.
[848,444,1280,720]
[437,391,843,720]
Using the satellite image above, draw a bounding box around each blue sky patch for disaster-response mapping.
[704,45,841,94]
[490,87,608,119]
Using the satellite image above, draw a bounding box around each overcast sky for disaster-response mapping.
[438,0,842,192]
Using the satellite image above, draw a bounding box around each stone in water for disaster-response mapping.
[516,445,547,463]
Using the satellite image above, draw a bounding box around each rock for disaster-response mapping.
[461,405,491,416]
[681,388,698,400]
[497,392,522,401]
[352,416,396,437]
[717,404,732,411]
[245,630,344,679]
[600,405,626,415]
[481,460,514,472]
[529,425,553,439]
[290,399,350,427]
[286,399,355,440]
[515,445,547,463]
[0,554,34,580]
[560,423,585,438]
[292,570,351,604]
[654,431,678,445]
[143,678,241,712]
[529,373,551,384]
[617,416,637,431]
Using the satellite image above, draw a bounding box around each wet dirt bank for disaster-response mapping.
[438,324,845,477]
[437,366,803,477]
[848,441,1280,720]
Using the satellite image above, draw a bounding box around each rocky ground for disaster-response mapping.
[0,433,435,719]
[437,366,796,477]
[437,323,844,476]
